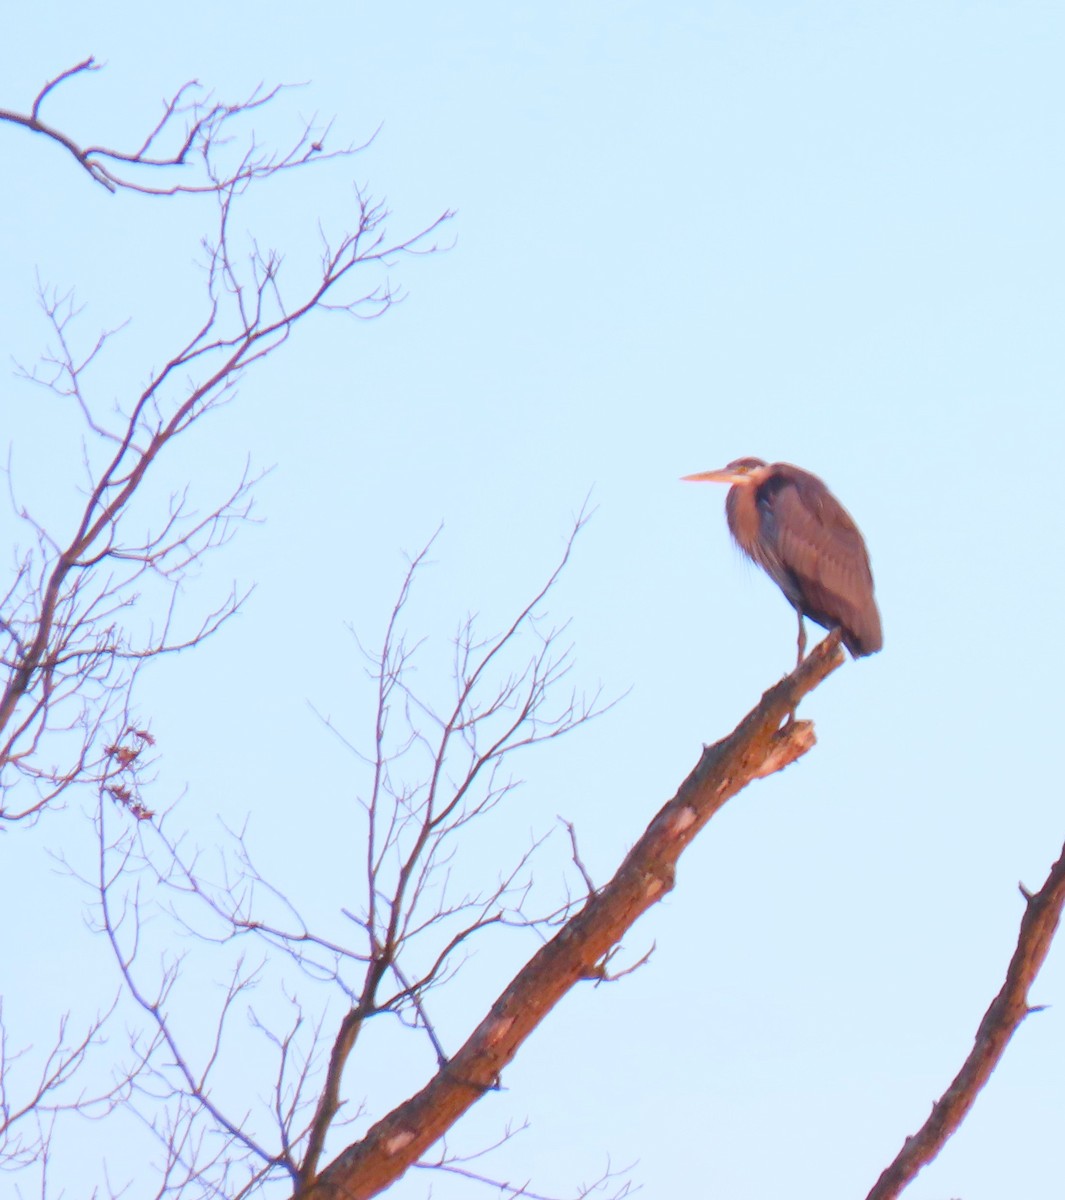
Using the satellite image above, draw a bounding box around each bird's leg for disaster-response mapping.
[779,610,807,731]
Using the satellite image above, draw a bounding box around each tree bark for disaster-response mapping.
[298,633,845,1200]
[865,840,1065,1200]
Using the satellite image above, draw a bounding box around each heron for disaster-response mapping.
[682,458,882,666]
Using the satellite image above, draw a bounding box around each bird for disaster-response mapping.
[682,457,882,666]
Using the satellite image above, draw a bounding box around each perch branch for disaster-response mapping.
[296,633,845,1199]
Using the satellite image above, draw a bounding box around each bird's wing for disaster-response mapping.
[758,470,882,652]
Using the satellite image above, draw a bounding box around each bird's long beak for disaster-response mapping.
[680,468,743,485]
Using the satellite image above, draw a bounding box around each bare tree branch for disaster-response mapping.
[0,997,127,1176]
[0,58,360,196]
[1,108,452,821]
[292,517,609,1190]
[32,522,609,1199]
[297,634,844,1199]
[865,843,1065,1200]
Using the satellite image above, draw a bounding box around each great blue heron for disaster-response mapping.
[682,457,882,665]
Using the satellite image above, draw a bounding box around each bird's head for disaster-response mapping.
[681,457,768,487]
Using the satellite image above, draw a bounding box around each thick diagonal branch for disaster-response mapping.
[865,841,1065,1200]
[297,634,845,1199]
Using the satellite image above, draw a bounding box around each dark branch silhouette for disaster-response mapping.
[1,108,452,822]
[0,58,358,195]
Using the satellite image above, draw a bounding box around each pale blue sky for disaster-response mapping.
[3,3,1065,1197]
